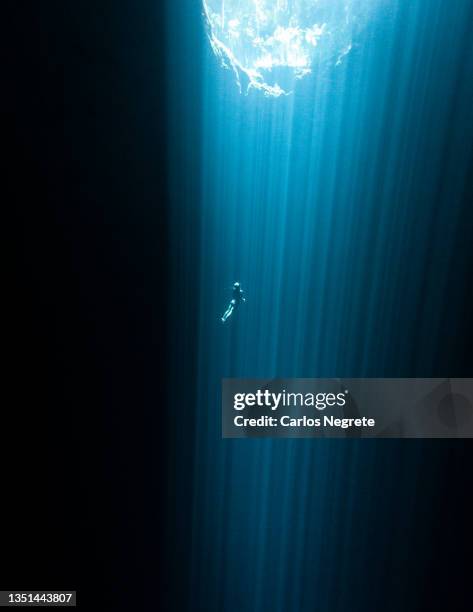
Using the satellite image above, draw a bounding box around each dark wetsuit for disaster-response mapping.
[221,283,245,322]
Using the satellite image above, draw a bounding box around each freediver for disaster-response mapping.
[221,282,245,323]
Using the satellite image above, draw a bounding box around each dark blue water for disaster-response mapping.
[165,2,473,610]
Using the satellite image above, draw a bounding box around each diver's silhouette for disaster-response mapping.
[221,282,245,323]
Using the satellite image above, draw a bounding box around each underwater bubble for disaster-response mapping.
[203,0,372,96]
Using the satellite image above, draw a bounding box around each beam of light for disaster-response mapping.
[203,0,373,96]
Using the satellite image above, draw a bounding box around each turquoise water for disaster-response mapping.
[165,2,473,609]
